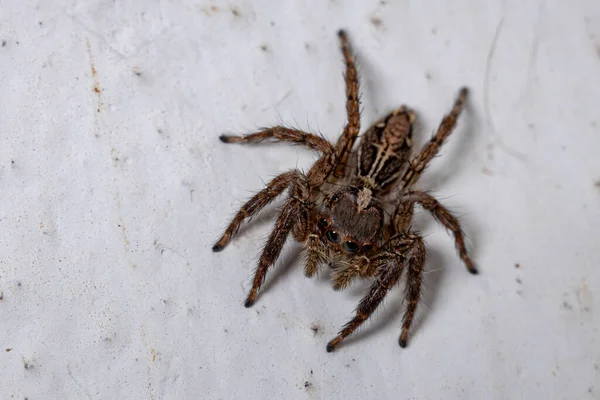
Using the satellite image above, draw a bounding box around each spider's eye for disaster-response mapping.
[342,241,360,253]
[330,193,340,202]
[318,218,328,229]
[362,244,373,252]
[326,230,341,243]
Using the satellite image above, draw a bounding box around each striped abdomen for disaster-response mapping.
[356,107,415,191]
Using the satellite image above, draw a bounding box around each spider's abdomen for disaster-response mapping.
[356,107,415,191]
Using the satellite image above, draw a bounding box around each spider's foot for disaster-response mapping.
[212,243,224,252]
[244,291,257,308]
[219,134,238,143]
[212,235,230,252]
[326,337,342,352]
[465,259,479,275]
[399,331,409,348]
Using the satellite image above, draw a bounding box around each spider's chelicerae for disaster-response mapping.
[213,30,478,352]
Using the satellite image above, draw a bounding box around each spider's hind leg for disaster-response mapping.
[400,87,469,189]
[219,127,334,155]
[332,30,361,178]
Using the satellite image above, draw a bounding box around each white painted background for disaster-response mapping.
[1,1,599,399]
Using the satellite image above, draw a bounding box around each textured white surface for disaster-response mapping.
[1,1,599,399]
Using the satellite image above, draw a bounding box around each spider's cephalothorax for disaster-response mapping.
[213,30,478,352]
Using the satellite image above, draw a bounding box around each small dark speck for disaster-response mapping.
[425,72,432,80]
[304,42,311,51]
[563,301,573,310]
[0,291,3,300]
[270,21,275,26]
[304,381,312,389]
[38,21,43,26]
[345,363,350,368]
[260,44,268,52]
[5,348,12,352]
[256,310,260,314]
[515,263,520,269]
[594,180,600,189]
[589,387,593,393]
[516,277,522,284]
[24,361,33,370]
[133,69,142,77]
[224,328,228,333]
[516,290,523,296]
[370,16,383,27]
[162,299,168,304]
[310,369,313,375]
[310,324,321,336]
[231,7,240,17]
[17,282,22,288]
[1,40,6,47]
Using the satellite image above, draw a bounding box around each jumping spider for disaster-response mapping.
[213,30,478,352]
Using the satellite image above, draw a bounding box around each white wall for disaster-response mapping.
[1,1,599,398]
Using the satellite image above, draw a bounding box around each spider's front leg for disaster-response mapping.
[244,154,332,306]
[393,190,478,274]
[244,187,308,307]
[212,170,303,252]
[326,232,426,352]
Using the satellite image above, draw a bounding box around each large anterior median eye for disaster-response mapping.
[326,230,341,243]
[342,241,360,253]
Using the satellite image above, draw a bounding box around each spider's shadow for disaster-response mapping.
[258,242,304,296]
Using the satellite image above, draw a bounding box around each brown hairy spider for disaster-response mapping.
[213,30,478,352]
